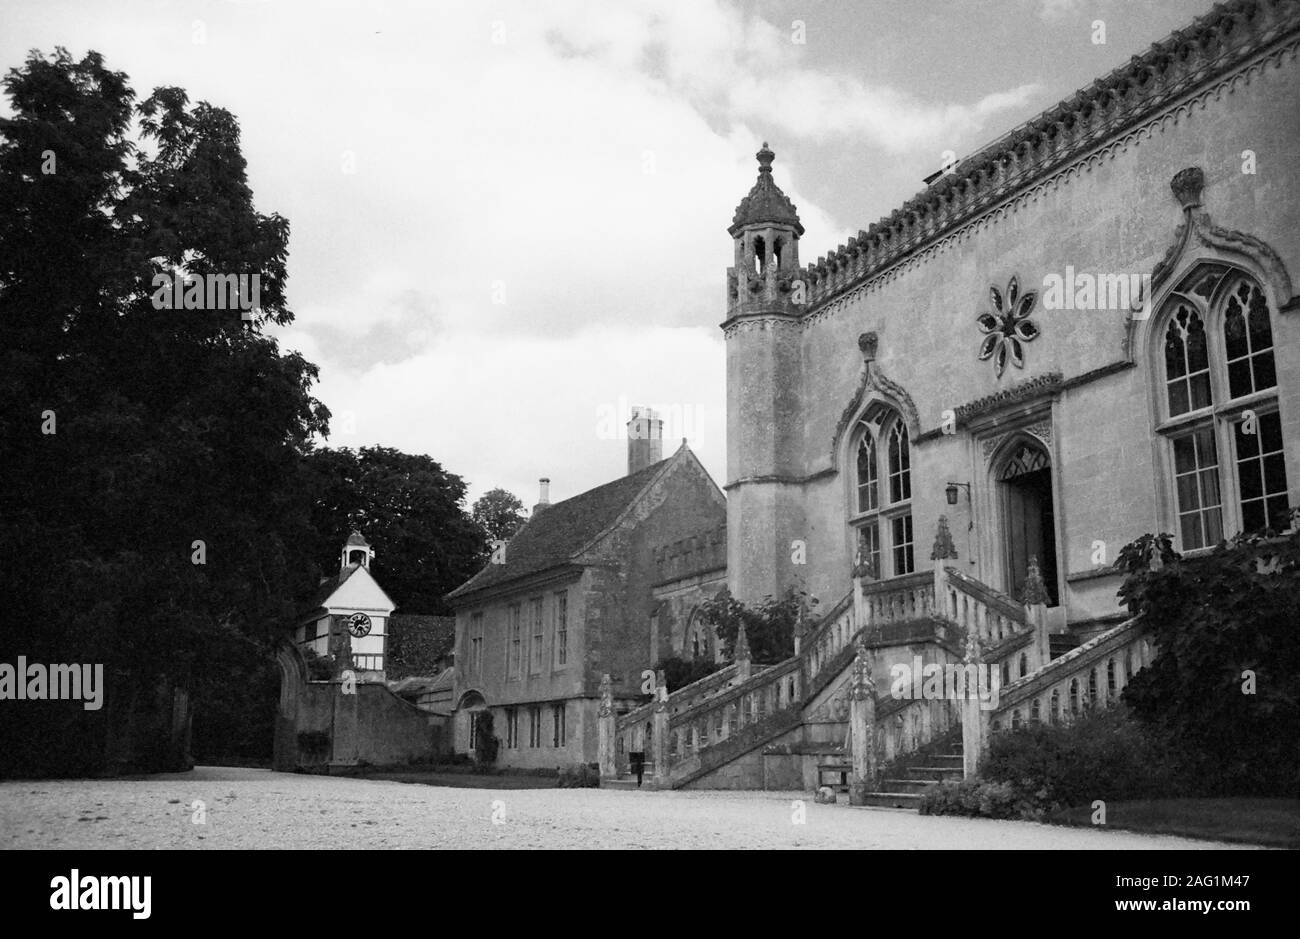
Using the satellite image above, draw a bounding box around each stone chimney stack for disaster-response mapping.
[627,406,663,475]
[533,477,551,516]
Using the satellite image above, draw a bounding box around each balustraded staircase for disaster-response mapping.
[606,521,1153,807]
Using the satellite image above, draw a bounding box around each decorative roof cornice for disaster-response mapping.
[796,0,1300,315]
[954,372,1063,425]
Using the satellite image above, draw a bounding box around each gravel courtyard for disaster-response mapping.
[0,766,1249,850]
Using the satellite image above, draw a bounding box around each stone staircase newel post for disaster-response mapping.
[960,631,987,779]
[651,679,670,789]
[848,637,877,805]
[931,516,958,624]
[734,622,752,682]
[1023,555,1051,669]
[597,674,617,781]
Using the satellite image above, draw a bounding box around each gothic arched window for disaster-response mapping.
[857,435,879,513]
[1155,265,1291,548]
[850,410,915,578]
[888,422,911,503]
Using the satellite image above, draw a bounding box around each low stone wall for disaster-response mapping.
[274,642,447,771]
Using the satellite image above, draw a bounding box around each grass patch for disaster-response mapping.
[1050,798,1300,847]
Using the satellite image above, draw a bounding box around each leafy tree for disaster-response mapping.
[472,487,527,543]
[304,446,488,615]
[651,655,723,694]
[1116,520,1300,796]
[697,587,818,665]
[0,49,326,776]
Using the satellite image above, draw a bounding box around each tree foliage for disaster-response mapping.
[304,446,488,615]
[0,49,326,775]
[1116,521,1300,795]
[651,655,723,694]
[697,587,818,665]
[471,487,527,544]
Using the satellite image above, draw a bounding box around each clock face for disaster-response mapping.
[347,612,372,638]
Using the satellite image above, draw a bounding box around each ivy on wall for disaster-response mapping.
[1116,516,1300,796]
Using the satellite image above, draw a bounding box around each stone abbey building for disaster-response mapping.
[437,0,1299,789]
[596,0,1300,795]
[446,411,727,769]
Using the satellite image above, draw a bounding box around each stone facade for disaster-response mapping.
[447,432,727,769]
[723,0,1300,640]
[650,522,727,663]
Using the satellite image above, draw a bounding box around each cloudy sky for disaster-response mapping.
[3,0,1213,510]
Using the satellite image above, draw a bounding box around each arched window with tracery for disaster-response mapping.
[851,408,915,578]
[1156,265,1291,547]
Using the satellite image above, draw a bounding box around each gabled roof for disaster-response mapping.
[448,453,677,601]
[305,563,360,614]
[300,562,396,619]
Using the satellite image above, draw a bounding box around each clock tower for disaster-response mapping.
[296,532,396,681]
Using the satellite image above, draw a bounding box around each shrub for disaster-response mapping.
[557,763,600,788]
[652,656,723,694]
[698,587,818,665]
[918,779,1030,820]
[920,706,1181,819]
[302,648,338,681]
[981,704,1180,810]
[1116,526,1300,796]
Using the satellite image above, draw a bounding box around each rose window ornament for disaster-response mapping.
[976,276,1041,377]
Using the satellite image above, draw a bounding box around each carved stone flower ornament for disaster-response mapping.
[977,276,1040,377]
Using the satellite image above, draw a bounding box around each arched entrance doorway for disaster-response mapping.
[456,690,487,754]
[995,438,1059,606]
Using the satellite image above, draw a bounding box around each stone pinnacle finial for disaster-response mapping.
[1022,555,1049,606]
[930,515,959,561]
[734,622,751,662]
[730,141,803,236]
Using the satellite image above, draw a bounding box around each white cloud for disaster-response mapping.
[284,322,727,504]
[3,0,1045,506]
[1038,0,1089,20]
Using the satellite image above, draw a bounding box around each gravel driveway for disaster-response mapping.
[0,766,1249,850]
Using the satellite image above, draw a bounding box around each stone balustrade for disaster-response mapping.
[942,567,1027,645]
[987,615,1151,734]
[857,570,935,630]
[801,592,855,688]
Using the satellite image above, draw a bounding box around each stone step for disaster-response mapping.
[905,765,965,781]
[602,778,652,790]
[880,777,940,793]
[856,791,922,809]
